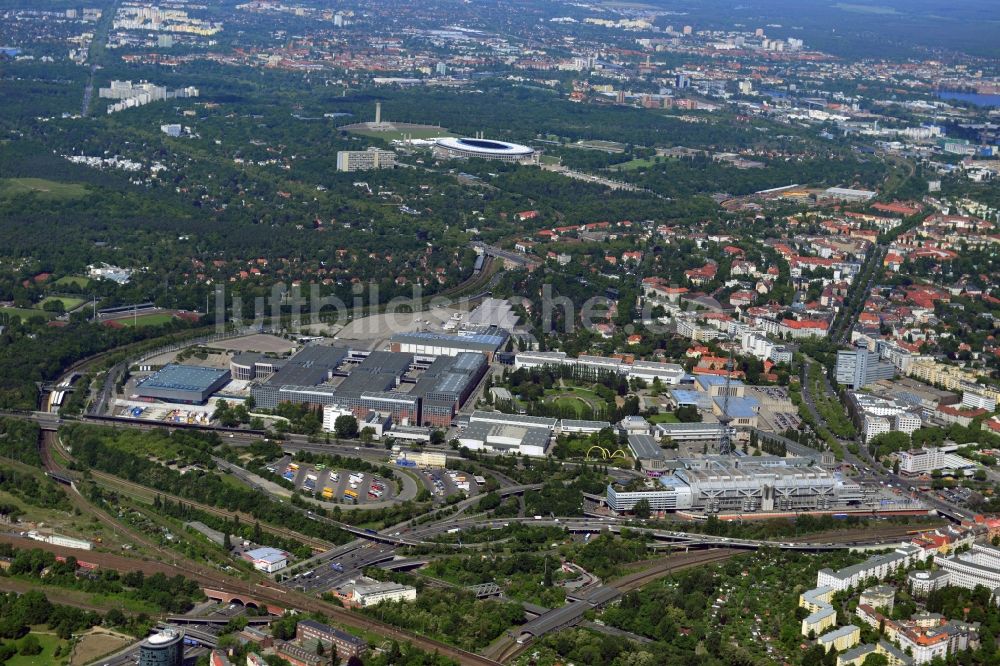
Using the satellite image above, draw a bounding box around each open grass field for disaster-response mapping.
[0,178,88,200]
[114,313,176,328]
[39,296,87,311]
[648,412,680,424]
[6,632,68,666]
[610,157,657,171]
[347,126,454,142]
[53,276,92,288]
[70,630,132,666]
[0,307,55,321]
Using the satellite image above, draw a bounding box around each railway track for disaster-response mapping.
[41,430,337,552]
[489,549,737,663]
[35,432,505,666]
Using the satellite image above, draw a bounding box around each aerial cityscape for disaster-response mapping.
[2,0,1000,664]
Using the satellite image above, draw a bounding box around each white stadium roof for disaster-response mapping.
[435,137,534,156]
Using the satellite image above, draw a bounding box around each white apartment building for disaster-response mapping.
[816,545,927,592]
[961,390,997,412]
[935,543,1000,592]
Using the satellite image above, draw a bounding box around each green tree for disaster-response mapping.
[334,415,359,439]
[633,499,651,519]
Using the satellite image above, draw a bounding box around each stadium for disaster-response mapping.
[433,137,537,164]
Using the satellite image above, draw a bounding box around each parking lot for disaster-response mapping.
[418,467,479,499]
[267,457,395,505]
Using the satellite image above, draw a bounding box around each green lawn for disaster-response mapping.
[347,126,453,142]
[550,396,589,416]
[648,412,680,424]
[0,307,55,321]
[116,313,176,328]
[6,632,67,666]
[610,157,657,171]
[52,276,91,288]
[0,178,88,200]
[38,296,86,311]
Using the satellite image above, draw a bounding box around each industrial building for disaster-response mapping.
[606,456,863,514]
[336,147,397,172]
[343,580,417,607]
[458,411,556,457]
[139,629,184,666]
[243,547,288,573]
[134,364,231,404]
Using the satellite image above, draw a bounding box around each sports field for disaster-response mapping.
[0,178,88,200]
[39,295,87,311]
[347,126,454,142]
[0,307,55,321]
[115,313,176,328]
[53,276,92,288]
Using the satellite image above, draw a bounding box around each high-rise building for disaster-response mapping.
[139,630,184,666]
[835,344,896,389]
[336,148,397,172]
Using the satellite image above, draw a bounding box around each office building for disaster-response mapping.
[139,630,184,666]
[837,344,896,389]
[336,147,397,172]
[897,446,978,476]
[134,365,230,404]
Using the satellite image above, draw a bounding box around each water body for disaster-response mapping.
[938,91,1000,107]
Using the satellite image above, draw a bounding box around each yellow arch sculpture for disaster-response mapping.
[586,445,627,460]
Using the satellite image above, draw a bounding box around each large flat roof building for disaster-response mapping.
[134,365,230,404]
[250,346,484,426]
[607,456,863,515]
[390,326,509,361]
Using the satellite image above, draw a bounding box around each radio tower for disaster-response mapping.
[718,337,736,456]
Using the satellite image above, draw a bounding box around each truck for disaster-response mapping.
[330,562,343,572]
[321,486,335,500]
